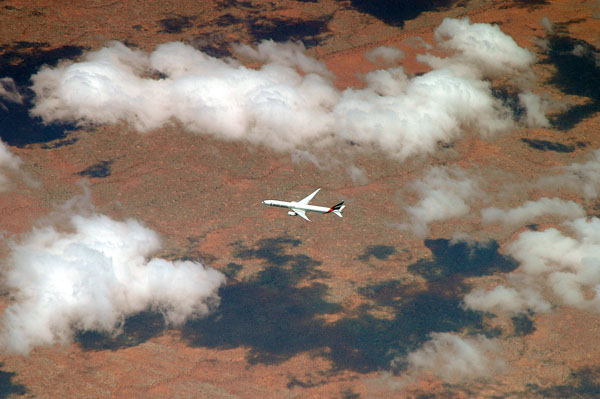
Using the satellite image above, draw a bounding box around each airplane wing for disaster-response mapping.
[292,208,311,222]
[298,188,321,205]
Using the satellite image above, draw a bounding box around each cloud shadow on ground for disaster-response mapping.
[527,367,600,398]
[182,237,503,373]
[545,35,600,130]
[511,313,536,337]
[75,311,166,351]
[358,245,396,261]
[157,15,196,34]
[0,41,83,146]
[78,160,113,178]
[0,364,26,398]
[408,239,519,282]
[521,138,582,153]
[248,15,332,47]
[346,0,458,27]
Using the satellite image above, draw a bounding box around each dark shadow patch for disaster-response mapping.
[328,293,487,373]
[521,138,575,153]
[358,245,396,261]
[158,14,196,34]
[512,313,536,336]
[223,262,243,279]
[408,239,519,282]
[78,160,112,178]
[183,236,337,364]
[0,42,84,146]
[0,41,84,86]
[341,388,361,399]
[358,279,420,307]
[249,15,332,47]
[287,373,327,389]
[528,366,600,398]
[551,102,600,131]
[544,35,600,130]
[215,0,254,10]
[509,0,549,8]
[0,365,26,398]
[40,137,79,149]
[0,100,78,147]
[182,277,340,365]
[184,236,496,373]
[76,311,166,351]
[214,13,243,27]
[492,87,526,121]
[188,33,232,58]
[234,237,302,268]
[346,0,457,27]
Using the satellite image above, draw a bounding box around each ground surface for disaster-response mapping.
[1,0,600,398]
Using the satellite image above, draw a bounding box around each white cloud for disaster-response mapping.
[465,217,600,314]
[538,149,600,200]
[1,203,225,354]
[346,164,369,186]
[0,140,22,191]
[464,283,551,314]
[30,41,339,151]
[518,91,551,128]
[29,18,541,159]
[365,46,404,64]
[418,17,536,79]
[541,16,554,34]
[398,166,480,237]
[481,197,585,227]
[405,333,506,383]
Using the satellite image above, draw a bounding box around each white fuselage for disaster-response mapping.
[262,188,344,221]
[261,200,332,214]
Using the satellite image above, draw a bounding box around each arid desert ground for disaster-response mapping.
[0,0,600,398]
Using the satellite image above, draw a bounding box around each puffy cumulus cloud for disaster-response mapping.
[538,150,600,201]
[466,217,600,314]
[30,18,540,159]
[0,140,22,191]
[405,333,506,383]
[1,209,225,354]
[362,67,409,96]
[31,41,338,151]
[398,166,480,237]
[418,17,536,79]
[334,68,514,158]
[482,197,585,227]
[464,282,552,314]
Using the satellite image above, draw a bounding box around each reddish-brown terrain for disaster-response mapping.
[1,0,600,398]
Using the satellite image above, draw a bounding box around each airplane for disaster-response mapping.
[262,188,345,222]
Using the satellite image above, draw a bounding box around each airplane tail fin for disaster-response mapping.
[330,201,345,218]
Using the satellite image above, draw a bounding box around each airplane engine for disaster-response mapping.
[287,211,296,216]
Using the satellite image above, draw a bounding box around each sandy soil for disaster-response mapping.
[1,0,600,397]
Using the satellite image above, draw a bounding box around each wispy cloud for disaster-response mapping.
[397,166,480,237]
